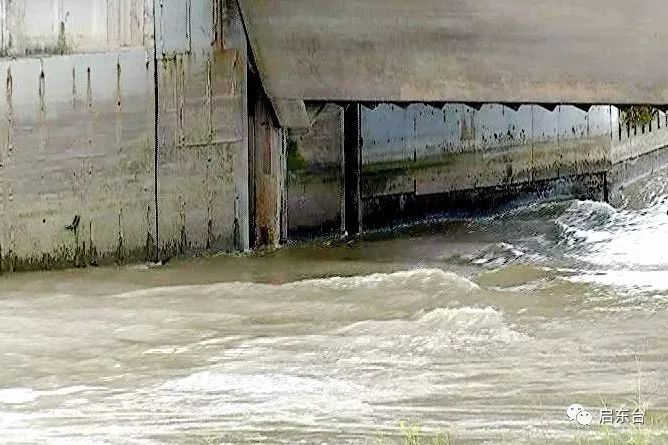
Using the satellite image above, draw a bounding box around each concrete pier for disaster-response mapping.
[343,104,362,237]
[0,0,286,271]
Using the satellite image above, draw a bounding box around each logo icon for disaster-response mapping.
[567,403,593,426]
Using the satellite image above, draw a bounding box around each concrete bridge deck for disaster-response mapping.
[240,0,668,128]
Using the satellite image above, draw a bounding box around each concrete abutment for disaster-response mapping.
[0,0,288,272]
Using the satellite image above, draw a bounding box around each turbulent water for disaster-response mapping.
[1,167,668,444]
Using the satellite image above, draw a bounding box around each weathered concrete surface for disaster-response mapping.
[0,0,256,271]
[287,104,343,236]
[343,104,362,235]
[142,0,252,256]
[0,0,151,56]
[361,104,615,198]
[359,104,615,225]
[285,103,668,233]
[610,112,668,194]
[0,50,156,271]
[249,86,286,247]
[612,113,668,165]
[240,0,668,127]
[156,51,242,257]
[359,104,668,226]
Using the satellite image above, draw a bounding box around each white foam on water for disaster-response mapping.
[416,306,529,345]
[567,270,668,293]
[106,269,478,305]
[108,282,260,299]
[286,268,479,292]
[467,242,530,269]
[338,306,528,352]
[0,386,106,405]
[0,388,40,404]
[143,346,190,355]
[162,371,331,395]
[156,370,372,421]
[556,199,668,270]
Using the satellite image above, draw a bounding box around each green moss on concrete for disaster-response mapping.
[286,135,308,171]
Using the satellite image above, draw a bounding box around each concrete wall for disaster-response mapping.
[249,86,286,247]
[610,110,668,193]
[286,103,668,234]
[0,0,152,56]
[155,0,249,256]
[0,50,156,270]
[362,104,615,198]
[361,103,668,226]
[360,104,618,226]
[0,0,256,271]
[612,111,668,164]
[287,104,343,236]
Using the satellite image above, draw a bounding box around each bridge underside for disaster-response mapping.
[240,0,668,128]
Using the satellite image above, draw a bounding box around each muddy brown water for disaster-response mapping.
[1,167,668,444]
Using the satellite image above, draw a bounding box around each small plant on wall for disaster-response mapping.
[287,133,308,171]
[621,105,657,128]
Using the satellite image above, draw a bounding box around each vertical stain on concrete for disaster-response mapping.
[0,66,8,275]
[212,0,224,50]
[115,58,123,262]
[169,57,179,146]
[86,67,92,109]
[206,219,213,249]
[38,69,46,113]
[3,66,13,273]
[206,57,213,139]
[206,148,212,249]
[89,220,98,265]
[85,66,92,168]
[37,63,47,242]
[83,65,93,267]
[116,60,122,107]
[186,0,193,54]
[230,51,240,96]
[57,20,67,54]
[71,67,76,109]
[5,66,12,111]
[179,200,187,254]
[116,208,124,263]
[176,56,185,146]
[65,214,81,267]
[145,204,154,260]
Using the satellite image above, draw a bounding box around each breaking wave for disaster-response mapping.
[285,268,479,292]
[555,199,668,269]
[337,306,528,352]
[107,268,480,302]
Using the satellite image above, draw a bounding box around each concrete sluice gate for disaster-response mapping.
[0,0,667,272]
[288,102,668,237]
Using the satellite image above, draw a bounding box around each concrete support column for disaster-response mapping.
[344,103,362,236]
[250,90,285,248]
